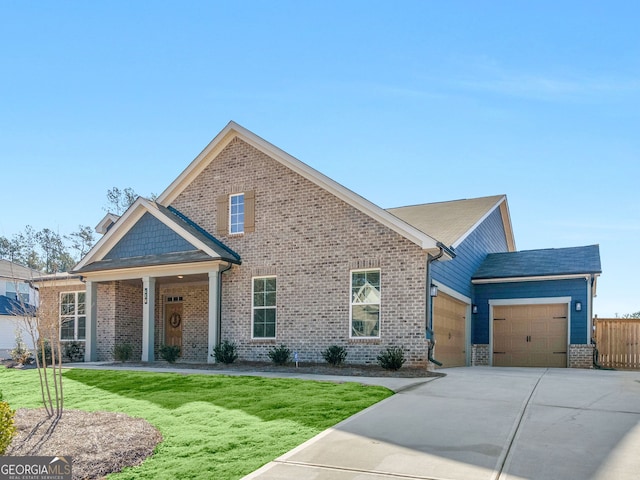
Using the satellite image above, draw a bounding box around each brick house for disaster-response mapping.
[36,121,601,368]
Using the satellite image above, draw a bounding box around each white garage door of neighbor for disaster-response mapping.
[493,304,568,367]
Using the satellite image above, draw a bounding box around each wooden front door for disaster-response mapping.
[165,301,183,351]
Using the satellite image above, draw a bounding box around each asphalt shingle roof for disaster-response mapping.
[473,245,601,280]
[387,195,505,247]
[0,295,36,316]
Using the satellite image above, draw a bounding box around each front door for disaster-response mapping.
[165,300,183,352]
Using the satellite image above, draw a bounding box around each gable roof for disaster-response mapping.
[472,245,601,281]
[156,121,446,255]
[387,195,516,250]
[74,197,240,274]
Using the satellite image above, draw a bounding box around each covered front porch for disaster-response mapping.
[81,263,232,363]
[73,198,242,363]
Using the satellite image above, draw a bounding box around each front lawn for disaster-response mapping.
[0,368,392,479]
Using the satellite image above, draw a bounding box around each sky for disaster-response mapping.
[1,1,638,317]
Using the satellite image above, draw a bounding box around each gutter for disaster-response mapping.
[426,242,456,367]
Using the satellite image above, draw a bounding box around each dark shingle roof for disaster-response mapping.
[473,245,601,280]
[0,295,36,316]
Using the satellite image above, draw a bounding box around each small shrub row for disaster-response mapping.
[264,344,406,371]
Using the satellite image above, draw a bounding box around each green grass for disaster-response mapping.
[0,368,392,479]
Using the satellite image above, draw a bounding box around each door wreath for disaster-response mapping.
[169,312,182,328]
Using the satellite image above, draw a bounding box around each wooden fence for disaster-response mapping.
[594,318,640,369]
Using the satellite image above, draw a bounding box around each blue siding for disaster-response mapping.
[105,213,196,259]
[473,278,590,345]
[432,207,509,298]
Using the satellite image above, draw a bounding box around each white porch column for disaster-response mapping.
[84,281,98,362]
[208,266,222,363]
[142,276,156,362]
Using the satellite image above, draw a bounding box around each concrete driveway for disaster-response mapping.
[245,367,640,480]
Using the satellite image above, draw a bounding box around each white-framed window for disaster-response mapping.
[229,193,245,234]
[60,291,86,341]
[350,269,381,338]
[252,276,276,338]
[6,281,30,304]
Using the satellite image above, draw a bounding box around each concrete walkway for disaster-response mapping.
[244,367,640,480]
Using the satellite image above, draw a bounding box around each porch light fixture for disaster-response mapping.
[575,301,582,312]
[430,284,438,297]
[177,275,184,279]
[472,304,478,314]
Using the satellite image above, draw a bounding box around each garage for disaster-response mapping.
[433,293,467,367]
[493,303,568,367]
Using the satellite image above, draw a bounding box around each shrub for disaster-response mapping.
[159,345,181,364]
[113,344,133,363]
[268,344,291,366]
[63,341,84,362]
[0,400,16,454]
[213,340,238,364]
[10,330,32,365]
[377,346,406,371]
[322,345,348,366]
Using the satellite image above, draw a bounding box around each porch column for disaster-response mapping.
[84,281,98,362]
[142,276,156,362]
[208,266,222,363]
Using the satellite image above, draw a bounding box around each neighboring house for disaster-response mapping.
[36,121,601,368]
[0,260,40,355]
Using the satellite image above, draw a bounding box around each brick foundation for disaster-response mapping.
[472,344,490,366]
[569,344,593,369]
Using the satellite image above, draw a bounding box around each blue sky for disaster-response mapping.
[1,1,638,317]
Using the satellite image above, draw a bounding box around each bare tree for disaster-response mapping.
[68,225,95,259]
[104,187,139,215]
[8,269,65,419]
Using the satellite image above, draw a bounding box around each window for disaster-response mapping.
[350,269,381,338]
[252,276,276,338]
[229,193,245,234]
[217,191,255,235]
[60,292,86,341]
[6,281,30,304]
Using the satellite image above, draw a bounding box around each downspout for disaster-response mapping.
[216,262,234,345]
[426,242,455,366]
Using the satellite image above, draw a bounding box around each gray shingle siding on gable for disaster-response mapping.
[104,212,196,260]
[432,207,509,298]
[473,245,601,280]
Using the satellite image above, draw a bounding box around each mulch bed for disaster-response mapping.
[105,359,444,378]
[6,409,162,480]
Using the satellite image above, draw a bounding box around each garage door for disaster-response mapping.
[433,293,467,367]
[493,304,568,367]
